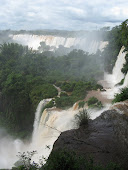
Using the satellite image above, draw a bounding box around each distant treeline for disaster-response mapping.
[0,27,109,39]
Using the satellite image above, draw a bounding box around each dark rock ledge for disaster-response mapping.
[52,110,128,169]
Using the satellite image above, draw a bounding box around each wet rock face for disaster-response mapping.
[52,110,128,169]
[99,110,128,148]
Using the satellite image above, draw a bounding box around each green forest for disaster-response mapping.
[0,43,104,138]
[0,19,128,139]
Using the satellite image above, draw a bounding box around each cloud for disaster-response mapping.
[0,0,128,30]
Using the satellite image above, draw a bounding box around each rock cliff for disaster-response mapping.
[52,110,128,169]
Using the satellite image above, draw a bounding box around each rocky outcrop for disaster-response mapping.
[52,109,128,169]
[100,109,128,148]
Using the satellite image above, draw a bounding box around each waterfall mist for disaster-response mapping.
[0,128,27,168]
[0,103,78,168]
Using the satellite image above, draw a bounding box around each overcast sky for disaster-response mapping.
[0,0,128,30]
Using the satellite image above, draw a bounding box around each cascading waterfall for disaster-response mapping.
[101,46,126,101]
[30,106,78,164]
[32,99,52,143]
[0,99,52,169]
[10,34,108,54]
[30,101,110,164]
[0,98,111,168]
[112,46,126,85]
[0,100,78,168]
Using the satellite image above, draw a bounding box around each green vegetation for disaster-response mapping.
[53,81,103,109]
[78,101,85,108]
[43,99,55,110]
[55,96,73,109]
[101,19,128,103]
[102,26,122,72]
[0,43,104,137]
[116,78,124,86]
[59,82,76,92]
[103,19,128,74]
[1,19,128,137]
[87,97,98,105]
[113,87,128,103]
[75,109,90,127]
[120,20,128,75]
[13,149,122,170]
[87,97,103,109]
[29,84,58,106]
[44,150,121,170]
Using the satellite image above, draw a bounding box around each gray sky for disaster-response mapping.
[0,0,128,30]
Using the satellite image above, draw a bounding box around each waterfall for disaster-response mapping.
[30,107,78,164]
[101,46,126,100]
[32,99,52,142]
[99,41,108,52]
[112,46,126,85]
[31,100,111,164]
[10,34,108,54]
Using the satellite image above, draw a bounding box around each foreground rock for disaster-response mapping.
[52,110,128,169]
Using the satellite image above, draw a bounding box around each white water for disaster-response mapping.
[0,101,78,168]
[30,107,78,164]
[10,34,108,54]
[32,99,52,143]
[0,99,109,168]
[101,46,126,100]
[112,46,126,85]
[89,104,111,120]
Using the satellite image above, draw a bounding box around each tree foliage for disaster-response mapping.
[0,42,105,137]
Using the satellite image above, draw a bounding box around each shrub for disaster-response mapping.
[87,97,103,109]
[44,99,55,110]
[92,84,103,90]
[116,78,124,86]
[75,109,90,127]
[55,96,73,109]
[43,150,122,170]
[43,149,84,170]
[14,151,38,169]
[96,101,103,109]
[60,92,68,97]
[87,97,98,106]
[14,150,122,170]
[60,82,75,92]
[113,87,128,103]
[30,84,58,106]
